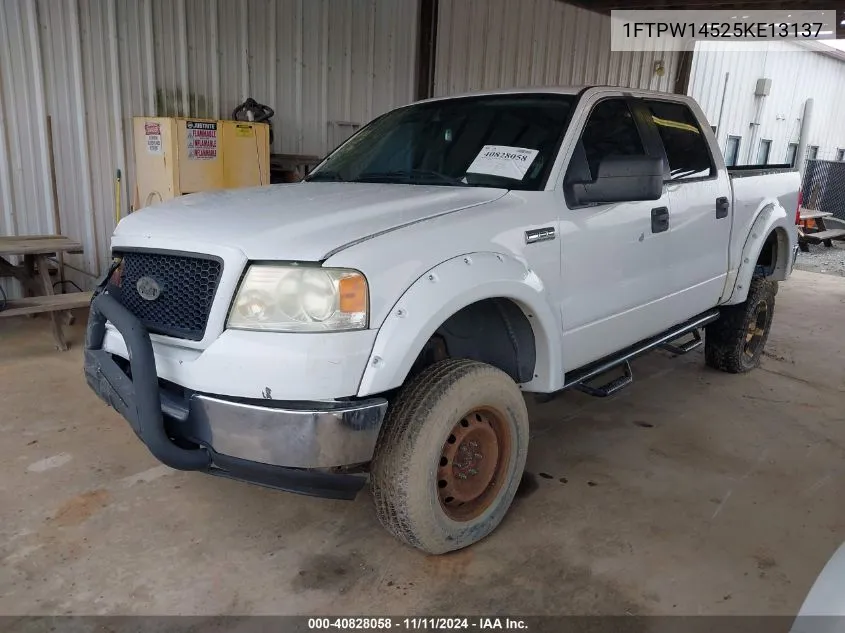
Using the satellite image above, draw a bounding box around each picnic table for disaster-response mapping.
[798,210,845,251]
[0,235,93,350]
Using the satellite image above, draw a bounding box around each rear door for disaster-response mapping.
[636,98,732,318]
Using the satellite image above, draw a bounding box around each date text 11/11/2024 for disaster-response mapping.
[307,618,529,630]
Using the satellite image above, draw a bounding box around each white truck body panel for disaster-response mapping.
[105,86,799,403]
[356,252,562,396]
[113,183,506,263]
[324,190,562,330]
[555,185,684,371]
[723,171,800,304]
[102,326,377,400]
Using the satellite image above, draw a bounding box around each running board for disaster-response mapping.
[573,361,633,398]
[659,329,703,356]
[535,310,720,402]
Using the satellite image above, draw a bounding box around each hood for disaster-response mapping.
[114,183,506,260]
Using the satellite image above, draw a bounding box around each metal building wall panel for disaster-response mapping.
[300,0,329,156]
[216,0,244,124]
[0,0,51,239]
[274,0,305,154]
[151,0,183,117]
[689,42,845,165]
[185,0,219,119]
[116,0,158,236]
[434,0,681,97]
[245,0,278,127]
[79,0,120,277]
[38,1,78,283]
[0,0,418,298]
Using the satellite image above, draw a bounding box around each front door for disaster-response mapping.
[556,96,675,372]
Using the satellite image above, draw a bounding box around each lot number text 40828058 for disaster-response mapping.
[307,617,529,630]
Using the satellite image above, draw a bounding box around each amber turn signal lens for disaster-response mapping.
[109,260,123,287]
[339,274,367,313]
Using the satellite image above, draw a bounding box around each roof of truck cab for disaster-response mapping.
[413,86,692,104]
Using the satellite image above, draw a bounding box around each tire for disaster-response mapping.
[371,359,529,554]
[705,277,776,373]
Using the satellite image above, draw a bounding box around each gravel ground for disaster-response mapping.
[795,241,845,277]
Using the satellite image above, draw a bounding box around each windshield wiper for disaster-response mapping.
[305,170,344,182]
[352,169,466,186]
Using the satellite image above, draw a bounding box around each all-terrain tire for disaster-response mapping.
[371,359,529,554]
[705,278,777,373]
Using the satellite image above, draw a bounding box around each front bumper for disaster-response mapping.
[84,291,387,500]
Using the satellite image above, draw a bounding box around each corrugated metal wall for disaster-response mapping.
[434,0,683,96]
[10,0,844,304]
[0,0,418,297]
[689,41,845,165]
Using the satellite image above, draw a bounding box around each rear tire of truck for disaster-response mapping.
[704,277,777,373]
[371,359,529,555]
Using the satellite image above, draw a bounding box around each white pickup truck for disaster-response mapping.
[85,86,800,554]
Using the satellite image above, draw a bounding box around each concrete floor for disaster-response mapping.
[1,269,843,617]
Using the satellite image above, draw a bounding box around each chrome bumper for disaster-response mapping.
[85,289,387,500]
[187,394,388,469]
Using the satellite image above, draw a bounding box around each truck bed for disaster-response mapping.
[727,163,795,178]
[728,165,800,213]
[725,165,800,284]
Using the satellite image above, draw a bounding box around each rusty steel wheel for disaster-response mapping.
[371,359,529,554]
[437,407,512,521]
[743,300,769,360]
[705,277,776,374]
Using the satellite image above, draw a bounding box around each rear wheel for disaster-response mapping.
[705,277,776,373]
[371,359,529,554]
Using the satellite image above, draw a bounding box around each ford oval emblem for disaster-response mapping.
[136,276,162,301]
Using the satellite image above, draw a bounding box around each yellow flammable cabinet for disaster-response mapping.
[132,117,270,209]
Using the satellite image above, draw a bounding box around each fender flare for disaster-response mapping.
[356,252,563,397]
[724,203,795,305]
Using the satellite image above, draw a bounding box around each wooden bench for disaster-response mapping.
[0,235,90,350]
[802,229,845,247]
[0,291,92,318]
[798,210,842,251]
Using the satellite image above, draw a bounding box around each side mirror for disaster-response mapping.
[569,155,664,205]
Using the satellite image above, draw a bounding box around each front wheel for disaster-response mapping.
[705,277,777,373]
[371,359,529,554]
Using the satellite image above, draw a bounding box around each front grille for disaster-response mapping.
[115,250,223,341]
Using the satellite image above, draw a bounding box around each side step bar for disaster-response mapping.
[538,310,720,401]
[573,361,633,398]
[659,329,703,356]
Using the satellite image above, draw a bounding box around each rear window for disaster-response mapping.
[644,100,715,181]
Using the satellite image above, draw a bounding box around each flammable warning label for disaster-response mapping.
[186,120,218,160]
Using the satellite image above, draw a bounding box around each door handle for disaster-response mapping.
[651,207,669,233]
[716,196,730,219]
[525,227,556,244]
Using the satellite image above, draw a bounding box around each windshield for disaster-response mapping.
[307,94,576,190]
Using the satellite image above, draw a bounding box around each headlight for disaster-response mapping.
[227,265,368,332]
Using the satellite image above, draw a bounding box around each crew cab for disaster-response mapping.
[84,87,800,554]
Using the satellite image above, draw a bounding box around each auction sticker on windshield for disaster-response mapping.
[467,145,539,180]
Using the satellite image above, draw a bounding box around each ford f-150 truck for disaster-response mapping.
[84,87,800,554]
